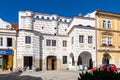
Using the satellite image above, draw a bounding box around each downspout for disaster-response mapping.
[15,30,18,71]
[95,15,98,67]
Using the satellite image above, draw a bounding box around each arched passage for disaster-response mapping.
[77,51,92,69]
[102,53,111,64]
[47,56,57,70]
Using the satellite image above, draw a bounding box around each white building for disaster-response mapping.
[67,16,96,70]
[0,18,18,71]
[17,10,96,71]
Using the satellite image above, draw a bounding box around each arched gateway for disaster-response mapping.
[102,53,111,64]
[47,56,57,70]
[77,51,93,69]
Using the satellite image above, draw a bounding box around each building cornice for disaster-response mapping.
[96,10,120,18]
[74,16,95,20]
[98,49,120,53]
[96,28,120,33]
[41,33,68,37]
[68,25,95,35]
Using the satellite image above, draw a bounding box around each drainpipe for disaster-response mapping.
[95,15,98,67]
[14,30,18,71]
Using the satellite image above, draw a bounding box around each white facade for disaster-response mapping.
[0,18,17,71]
[17,10,96,71]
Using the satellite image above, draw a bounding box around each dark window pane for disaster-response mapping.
[63,56,67,64]
[7,38,12,47]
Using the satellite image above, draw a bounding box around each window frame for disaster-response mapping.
[88,36,93,44]
[52,40,56,46]
[79,35,84,43]
[71,37,74,44]
[0,37,3,46]
[46,39,51,46]
[102,20,106,28]
[102,37,107,45]
[25,36,31,44]
[7,38,12,47]
[108,21,111,29]
[108,37,112,45]
[63,40,67,47]
[63,56,67,64]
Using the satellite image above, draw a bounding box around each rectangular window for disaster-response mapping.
[25,36,31,44]
[108,21,111,29]
[46,39,51,46]
[52,40,56,46]
[7,38,12,47]
[88,36,92,44]
[79,35,84,43]
[102,37,106,45]
[71,37,74,44]
[0,37,3,46]
[108,37,112,45]
[63,40,67,47]
[63,56,67,64]
[103,20,106,28]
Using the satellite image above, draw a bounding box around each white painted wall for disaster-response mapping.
[68,17,95,33]
[18,10,96,70]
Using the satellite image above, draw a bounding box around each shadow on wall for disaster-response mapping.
[0,72,43,80]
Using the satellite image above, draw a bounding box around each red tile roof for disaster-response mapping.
[10,22,18,30]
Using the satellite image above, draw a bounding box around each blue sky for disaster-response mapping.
[0,0,120,22]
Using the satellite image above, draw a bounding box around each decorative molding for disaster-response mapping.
[100,44,107,47]
[100,44,115,48]
[98,50,120,52]
[101,31,113,36]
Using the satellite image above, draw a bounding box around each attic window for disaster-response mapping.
[59,19,62,22]
[47,17,50,20]
[64,20,67,22]
[36,16,39,19]
[41,16,44,19]
[52,17,55,20]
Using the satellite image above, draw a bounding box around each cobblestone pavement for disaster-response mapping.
[0,70,80,80]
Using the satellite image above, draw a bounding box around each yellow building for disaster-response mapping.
[96,10,120,68]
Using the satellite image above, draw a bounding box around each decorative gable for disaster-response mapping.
[0,18,12,29]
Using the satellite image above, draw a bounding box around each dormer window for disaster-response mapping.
[52,17,55,20]
[36,16,39,19]
[60,19,62,22]
[41,16,44,19]
[47,17,50,20]
[64,20,67,22]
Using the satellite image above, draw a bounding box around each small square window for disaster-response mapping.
[25,36,31,44]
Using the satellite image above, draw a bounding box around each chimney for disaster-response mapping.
[78,13,82,17]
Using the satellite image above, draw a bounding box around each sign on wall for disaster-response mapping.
[0,50,12,55]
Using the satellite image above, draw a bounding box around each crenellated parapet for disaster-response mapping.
[19,10,72,36]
